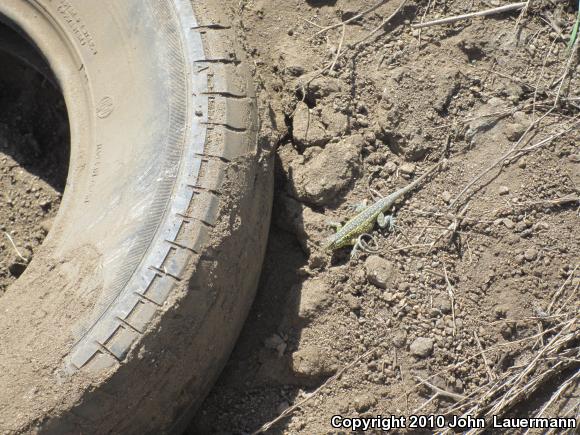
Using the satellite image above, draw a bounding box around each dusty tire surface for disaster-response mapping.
[0,0,272,433]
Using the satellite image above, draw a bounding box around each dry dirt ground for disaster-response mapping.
[0,54,67,296]
[191,0,579,433]
[0,0,578,434]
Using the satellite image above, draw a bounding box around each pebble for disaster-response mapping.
[515,222,527,232]
[40,218,54,234]
[498,186,510,195]
[524,247,538,261]
[384,161,398,175]
[264,334,285,350]
[410,337,434,358]
[308,254,326,270]
[381,291,396,303]
[365,255,397,289]
[434,296,452,314]
[392,330,407,348]
[352,393,377,413]
[291,346,335,378]
[441,191,452,204]
[504,122,527,141]
[344,294,361,312]
[502,218,515,229]
[399,162,416,175]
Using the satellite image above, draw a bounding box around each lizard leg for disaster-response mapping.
[377,213,396,231]
[347,200,369,214]
[327,221,343,231]
[350,233,380,258]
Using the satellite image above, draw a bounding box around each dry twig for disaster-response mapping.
[450,112,580,209]
[413,376,466,414]
[411,2,527,29]
[3,232,27,263]
[547,265,579,314]
[443,265,457,336]
[474,331,495,382]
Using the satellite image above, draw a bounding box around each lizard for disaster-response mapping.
[324,160,445,253]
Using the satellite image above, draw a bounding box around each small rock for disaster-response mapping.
[365,255,397,289]
[524,247,538,261]
[344,294,361,312]
[384,161,398,174]
[515,221,527,232]
[320,107,349,138]
[283,49,308,77]
[291,346,335,378]
[534,222,549,231]
[504,122,527,141]
[352,393,377,413]
[382,291,396,303]
[434,296,452,314]
[498,186,510,195]
[441,191,452,204]
[392,330,407,348]
[465,98,508,141]
[40,218,54,234]
[500,322,516,339]
[410,337,434,358]
[502,218,515,229]
[399,162,416,175]
[308,254,326,270]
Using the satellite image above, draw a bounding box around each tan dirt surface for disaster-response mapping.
[1,1,578,434]
[191,0,579,433]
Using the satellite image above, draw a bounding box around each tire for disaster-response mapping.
[0,1,272,433]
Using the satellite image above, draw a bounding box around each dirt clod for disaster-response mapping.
[410,337,434,358]
[352,393,376,413]
[365,255,397,289]
[285,138,361,206]
[291,346,335,379]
